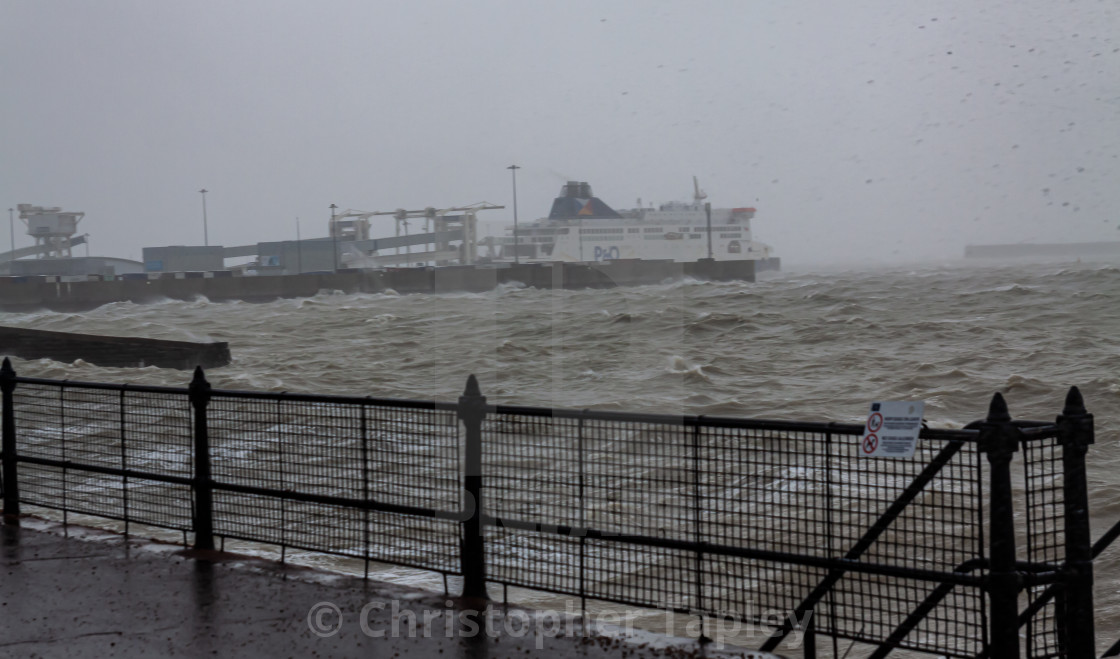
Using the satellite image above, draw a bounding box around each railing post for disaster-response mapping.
[189,366,214,550]
[980,392,1021,659]
[1,358,20,524]
[458,374,488,600]
[1056,386,1095,658]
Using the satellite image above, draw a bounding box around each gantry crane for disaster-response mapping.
[330,202,503,267]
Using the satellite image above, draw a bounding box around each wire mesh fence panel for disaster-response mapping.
[583,541,699,611]
[207,394,461,573]
[482,526,586,596]
[12,382,193,532]
[482,409,993,655]
[363,404,460,514]
[482,412,585,595]
[698,424,836,625]
[119,389,193,531]
[12,383,70,512]
[1021,431,1066,659]
[483,411,700,602]
[820,433,986,656]
[695,424,988,655]
[482,413,583,530]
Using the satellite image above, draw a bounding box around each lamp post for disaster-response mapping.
[199,189,209,246]
[507,164,520,264]
[7,208,13,257]
[295,217,302,275]
[705,202,713,259]
[330,203,338,272]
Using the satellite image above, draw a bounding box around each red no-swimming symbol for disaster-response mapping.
[867,412,883,433]
[862,434,879,454]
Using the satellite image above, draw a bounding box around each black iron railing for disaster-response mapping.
[0,357,1107,657]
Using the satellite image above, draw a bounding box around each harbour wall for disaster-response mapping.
[0,326,231,369]
[0,259,756,312]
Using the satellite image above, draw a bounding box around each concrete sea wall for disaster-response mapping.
[0,326,231,369]
[0,259,756,312]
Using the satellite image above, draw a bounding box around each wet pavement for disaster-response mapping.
[0,520,778,658]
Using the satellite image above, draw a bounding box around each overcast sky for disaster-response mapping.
[2,0,1117,266]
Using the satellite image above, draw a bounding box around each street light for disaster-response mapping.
[330,203,338,272]
[7,208,14,257]
[199,189,209,246]
[295,217,302,275]
[507,164,520,264]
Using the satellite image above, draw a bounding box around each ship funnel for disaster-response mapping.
[562,181,596,198]
[548,181,620,220]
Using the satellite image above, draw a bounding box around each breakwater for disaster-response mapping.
[0,326,230,369]
[964,241,1120,259]
[0,259,758,312]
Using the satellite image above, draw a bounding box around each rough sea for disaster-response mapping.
[4,259,1120,650]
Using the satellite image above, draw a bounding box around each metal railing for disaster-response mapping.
[0,358,1105,657]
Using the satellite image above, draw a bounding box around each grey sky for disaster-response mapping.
[2,0,1117,266]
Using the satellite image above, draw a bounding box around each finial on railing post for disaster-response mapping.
[189,366,211,404]
[1057,385,1096,656]
[980,391,1021,659]
[986,392,1011,424]
[1062,385,1088,418]
[189,366,214,550]
[1,357,19,524]
[458,374,488,601]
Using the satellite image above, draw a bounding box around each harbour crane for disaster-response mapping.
[330,202,504,267]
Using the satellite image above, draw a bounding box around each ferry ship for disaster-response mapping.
[486,179,778,269]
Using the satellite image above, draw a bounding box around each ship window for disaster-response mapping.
[720,233,743,238]
[679,227,690,232]
[628,228,640,233]
[689,234,702,239]
[643,227,663,233]
[558,228,569,234]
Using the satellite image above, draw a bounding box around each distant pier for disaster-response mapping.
[964,241,1120,260]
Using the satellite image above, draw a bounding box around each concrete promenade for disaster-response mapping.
[0,520,776,658]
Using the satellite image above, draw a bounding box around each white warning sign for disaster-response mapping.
[860,401,924,458]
